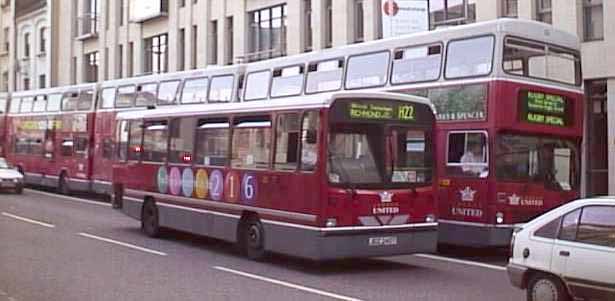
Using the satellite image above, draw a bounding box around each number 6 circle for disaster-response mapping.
[241,173,258,204]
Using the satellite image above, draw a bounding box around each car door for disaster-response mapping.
[552,205,615,300]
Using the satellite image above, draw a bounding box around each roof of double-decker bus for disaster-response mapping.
[244,19,579,71]
[116,91,433,120]
[10,83,97,98]
[100,64,245,88]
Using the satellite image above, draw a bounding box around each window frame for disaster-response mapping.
[270,64,306,99]
[231,115,273,170]
[582,0,604,42]
[344,50,391,90]
[168,117,199,166]
[194,116,232,168]
[180,76,210,104]
[445,130,489,175]
[305,57,345,95]
[115,84,136,108]
[156,79,181,106]
[135,82,159,107]
[141,119,169,164]
[127,119,144,162]
[32,95,47,112]
[243,69,272,101]
[444,34,496,80]
[299,110,320,172]
[273,112,301,172]
[390,42,444,86]
[19,96,34,113]
[573,205,615,248]
[46,93,62,112]
[99,87,117,109]
[208,74,235,103]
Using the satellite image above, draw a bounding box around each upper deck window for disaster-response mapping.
[135,83,158,107]
[116,85,136,108]
[77,90,94,111]
[20,97,34,113]
[503,37,581,86]
[345,51,390,89]
[181,77,209,104]
[0,97,7,114]
[9,98,21,113]
[445,36,494,79]
[158,80,180,105]
[271,66,304,98]
[100,88,116,109]
[32,95,47,112]
[47,94,62,111]
[306,59,344,93]
[392,44,442,84]
[209,75,234,102]
[244,70,271,101]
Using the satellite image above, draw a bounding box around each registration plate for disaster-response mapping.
[368,236,398,246]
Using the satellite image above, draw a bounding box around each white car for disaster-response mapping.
[507,197,615,301]
[0,158,23,194]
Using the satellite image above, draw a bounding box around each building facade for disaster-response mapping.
[0,0,612,196]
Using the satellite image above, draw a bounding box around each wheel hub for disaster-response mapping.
[533,279,558,301]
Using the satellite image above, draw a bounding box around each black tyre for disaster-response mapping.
[58,174,70,195]
[240,217,266,260]
[527,274,570,301]
[141,200,160,238]
[14,184,23,194]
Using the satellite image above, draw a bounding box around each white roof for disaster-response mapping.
[11,83,97,98]
[116,91,433,120]
[100,64,245,88]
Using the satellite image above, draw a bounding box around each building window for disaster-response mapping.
[144,34,168,74]
[3,27,9,53]
[502,0,518,18]
[79,0,98,36]
[325,0,332,48]
[38,74,46,88]
[430,0,473,27]
[23,78,30,90]
[128,42,134,77]
[248,4,287,62]
[24,33,30,58]
[226,17,234,65]
[208,21,217,65]
[119,0,124,26]
[1,71,8,91]
[39,27,47,53]
[191,25,198,69]
[304,0,312,52]
[117,44,123,78]
[583,0,603,41]
[84,51,99,82]
[536,0,552,24]
[354,0,364,43]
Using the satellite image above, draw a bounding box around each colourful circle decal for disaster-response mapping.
[194,169,209,199]
[157,166,168,194]
[182,168,194,197]
[209,170,224,201]
[241,173,258,204]
[169,167,182,196]
[225,171,240,203]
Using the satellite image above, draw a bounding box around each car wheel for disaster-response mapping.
[58,174,70,195]
[240,217,266,260]
[15,184,23,194]
[527,274,570,301]
[141,200,160,238]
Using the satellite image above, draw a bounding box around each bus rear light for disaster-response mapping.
[425,214,436,223]
[496,212,505,224]
[325,218,337,228]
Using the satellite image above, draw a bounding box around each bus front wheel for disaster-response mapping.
[240,217,266,260]
[141,200,160,238]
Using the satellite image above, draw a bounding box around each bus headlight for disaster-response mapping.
[425,214,436,223]
[325,218,337,228]
[496,212,505,224]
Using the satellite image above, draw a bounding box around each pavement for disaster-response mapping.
[0,189,525,301]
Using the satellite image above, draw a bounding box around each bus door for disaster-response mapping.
[438,131,489,224]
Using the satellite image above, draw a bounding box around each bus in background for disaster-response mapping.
[0,92,8,156]
[5,84,97,193]
[239,19,584,247]
[113,91,438,260]
[94,66,245,199]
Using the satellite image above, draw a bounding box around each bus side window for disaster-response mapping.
[181,77,209,104]
[127,120,143,161]
[100,88,116,109]
[274,113,300,171]
[102,137,114,159]
[62,92,78,111]
[142,120,168,163]
[169,118,197,164]
[232,117,272,169]
[47,94,62,111]
[271,66,304,98]
[244,70,271,101]
[195,118,230,166]
[345,51,390,89]
[446,132,488,178]
[157,80,180,105]
[116,85,136,108]
[300,111,319,171]
[136,83,158,107]
[209,75,234,102]
[306,59,344,94]
[78,90,94,111]
[74,135,89,157]
[117,121,129,161]
[391,44,442,84]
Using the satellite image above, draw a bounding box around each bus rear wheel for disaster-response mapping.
[141,200,160,238]
[240,217,266,260]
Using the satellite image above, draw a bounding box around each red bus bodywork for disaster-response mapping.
[114,92,438,260]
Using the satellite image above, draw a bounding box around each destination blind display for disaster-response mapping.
[348,102,415,121]
[519,91,570,127]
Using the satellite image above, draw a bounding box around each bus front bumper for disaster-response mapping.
[263,222,439,261]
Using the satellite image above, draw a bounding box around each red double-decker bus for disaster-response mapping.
[113,91,438,260]
[237,19,584,247]
[5,84,97,193]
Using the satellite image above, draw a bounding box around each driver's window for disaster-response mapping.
[447,132,488,177]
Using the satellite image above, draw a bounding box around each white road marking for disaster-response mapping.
[25,189,111,207]
[213,266,364,301]
[1,212,55,228]
[78,233,167,256]
[413,254,507,271]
